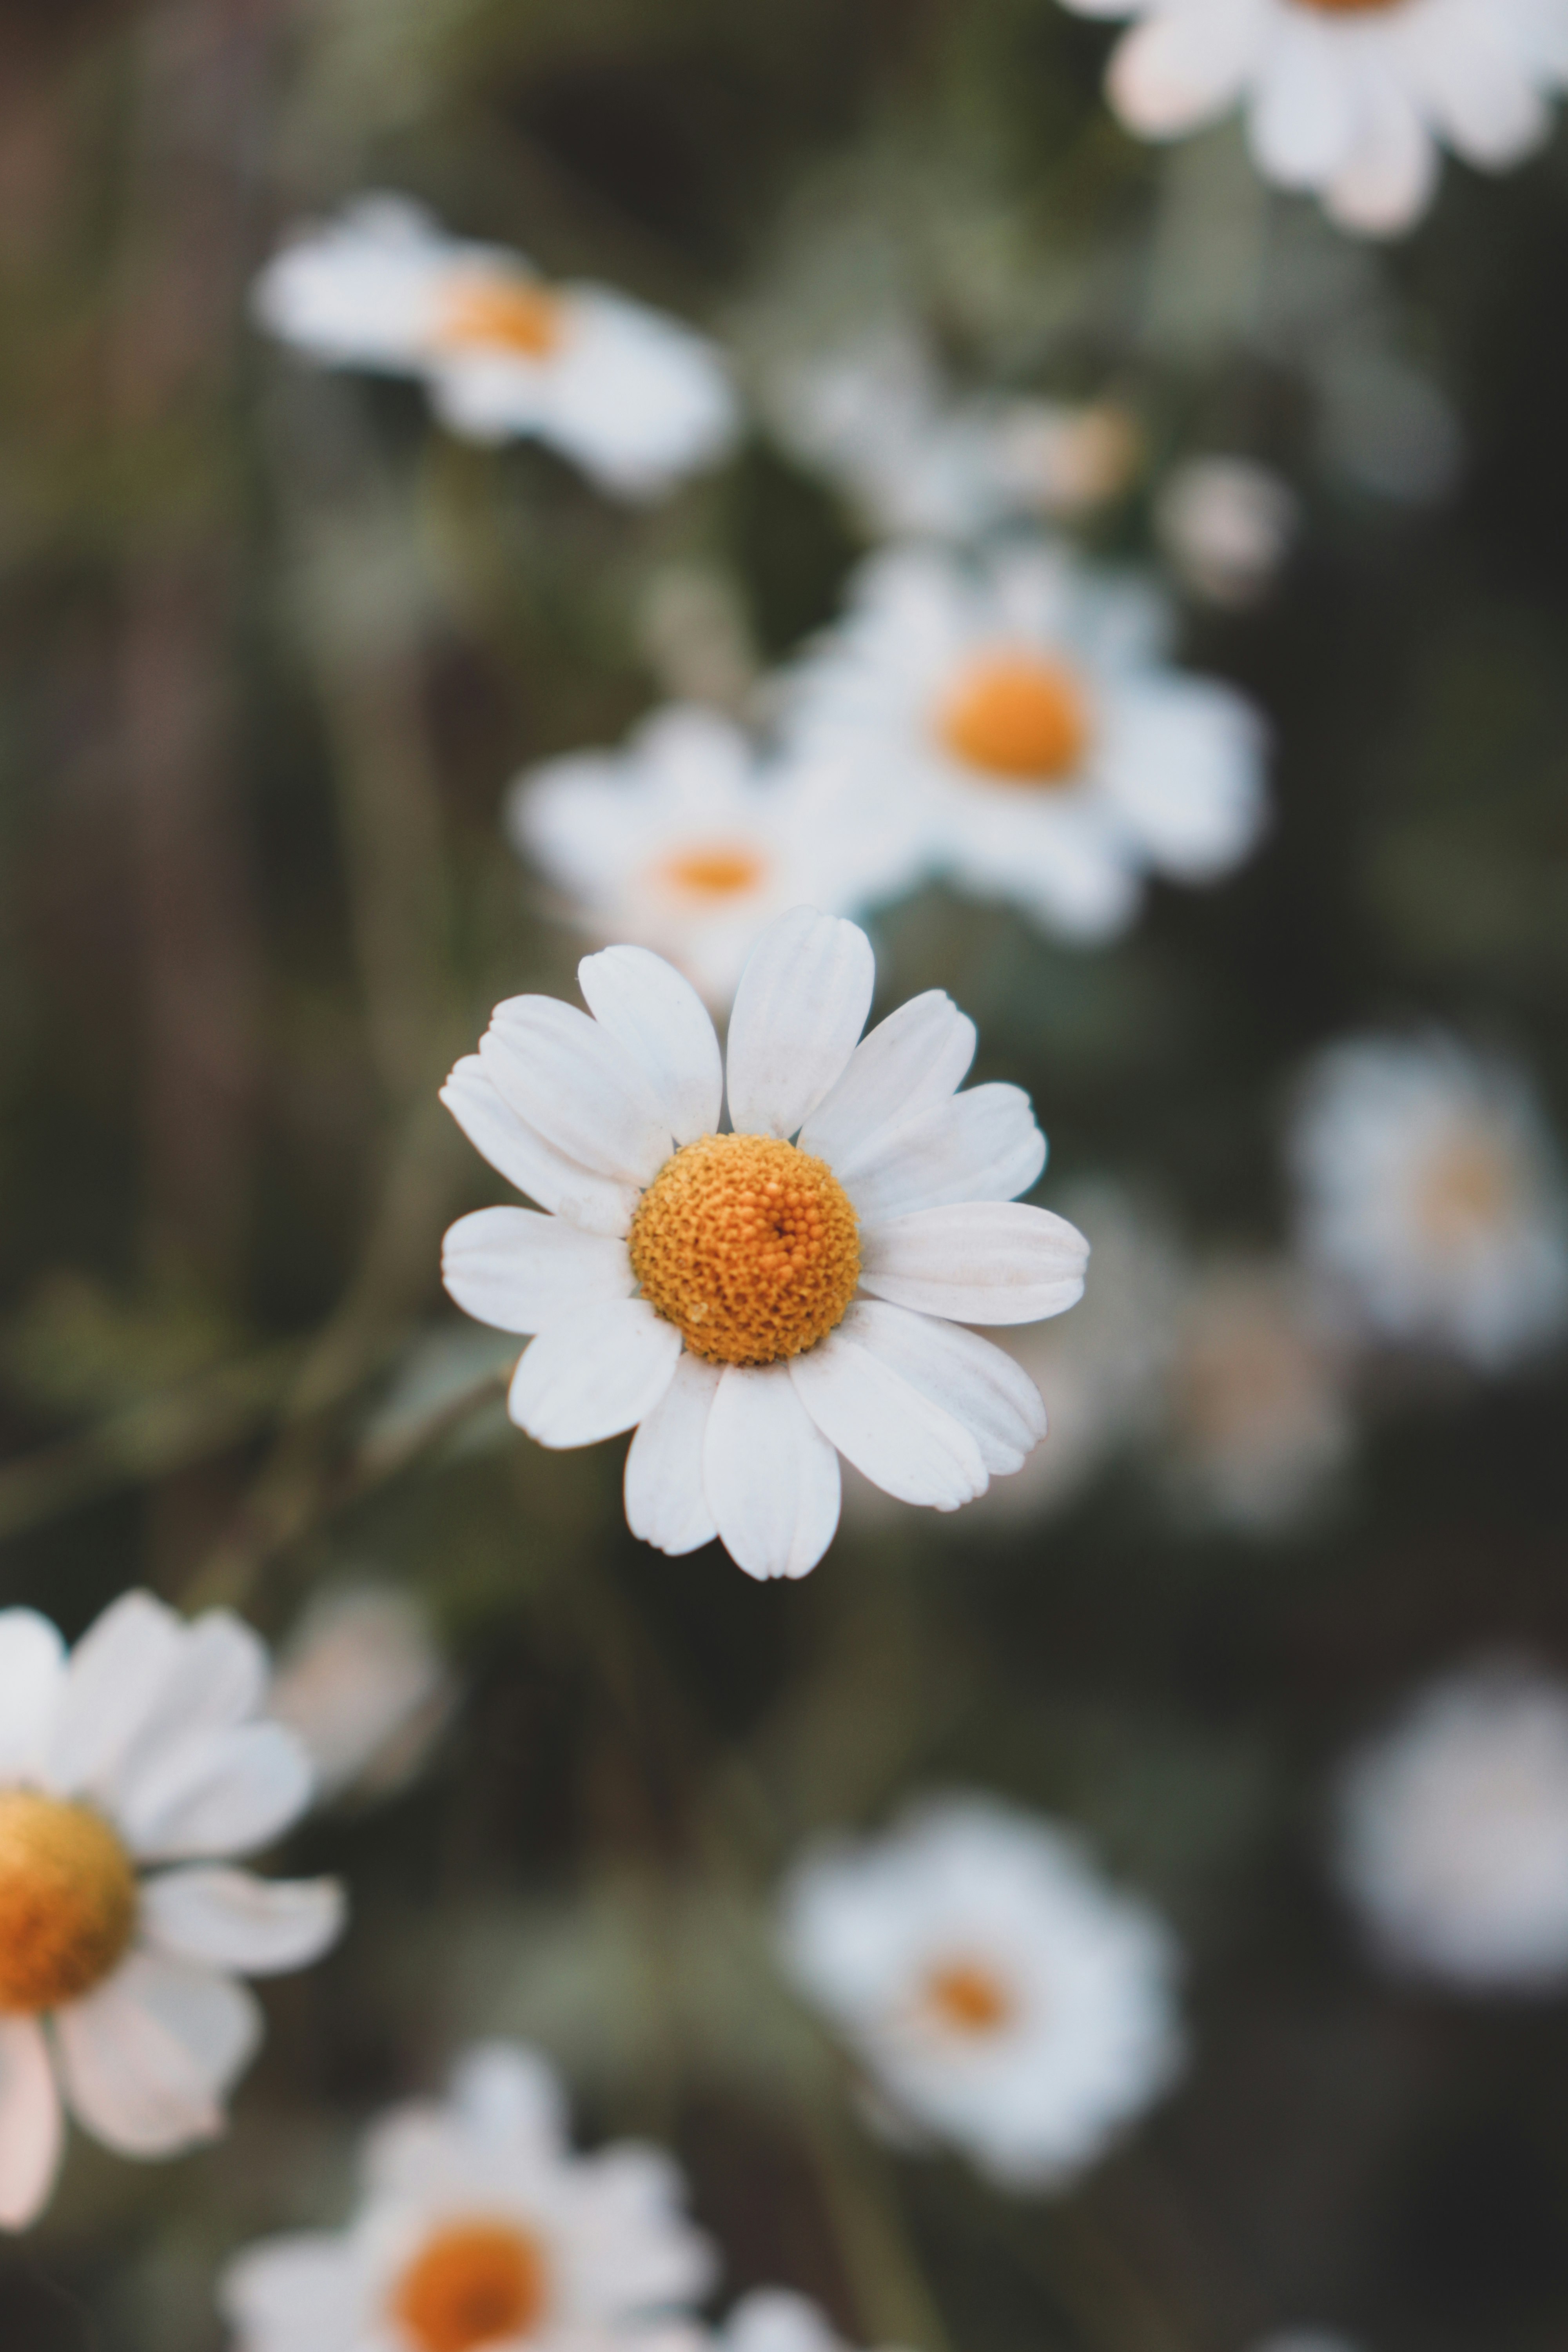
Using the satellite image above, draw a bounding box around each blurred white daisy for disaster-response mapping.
[506,707,923,1012]
[1060,0,1568,238]
[1289,1033,1568,1369]
[222,2040,715,2352]
[778,1794,1183,2190]
[271,1583,454,1806]
[440,908,1087,1582]
[716,2291,906,2352]
[1335,1661,1568,1991]
[0,1591,343,2230]
[1154,457,1300,609]
[778,544,1267,942]
[253,196,737,498]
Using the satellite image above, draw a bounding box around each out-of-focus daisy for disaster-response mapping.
[1335,1661,1568,1991]
[439,907,1087,1582]
[253,196,737,498]
[778,545,1266,942]
[271,1583,454,1807]
[1289,1033,1568,1369]
[505,708,923,1012]
[0,1592,343,2230]
[222,2040,715,2352]
[1154,457,1300,608]
[715,2291,905,2352]
[1160,1256,1354,1531]
[779,1794,1183,2190]
[1060,0,1568,238]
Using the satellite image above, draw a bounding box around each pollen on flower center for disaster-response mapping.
[0,1791,138,2013]
[628,1132,861,1367]
[657,843,768,900]
[434,274,564,361]
[923,1959,1016,2037]
[392,2221,549,2352]
[938,652,1091,786]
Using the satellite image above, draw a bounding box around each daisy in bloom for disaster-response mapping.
[1058,0,1568,238]
[439,907,1088,1581]
[253,197,737,498]
[778,1794,1183,2190]
[0,1590,344,2230]
[271,1583,454,1806]
[1334,1661,1568,1990]
[221,2040,715,2352]
[1288,1033,1568,1369]
[505,707,924,1012]
[777,545,1267,943]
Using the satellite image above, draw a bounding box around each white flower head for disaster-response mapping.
[222,2040,715,2352]
[505,708,924,1013]
[253,197,738,498]
[1289,1032,1568,1369]
[1154,457,1300,609]
[779,1794,1184,2191]
[715,2291,907,2352]
[777,544,1267,944]
[1334,1660,1568,1991]
[439,907,1089,1582]
[0,1591,344,2230]
[271,1583,454,1806]
[1059,0,1568,238]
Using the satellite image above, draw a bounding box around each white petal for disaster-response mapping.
[1325,79,1440,236]
[838,1298,1047,1474]
[724,907,875,1140]
[1249,16,1355,187]
[1098,679,1267,880]
[0,2017,62,2230]
[578,945,724,1144]
[139,1868,345,1976]
[220,2235,364,2352]
[703,1364,842,1579]
[1108,1,1257,137]
[116,1723,314,1862]
[624,1351,723,1555]
[45,1590,185,1800]
[507,1299,682,1448]
[0,1611,65,1784]
[789,1329,989,1510]
[449,2041,568,2152]
[838,1084,1046,1223]
[143,1611,269,1742]
[442,1205,633,1334]
[56,1953,260,2156]
[799,990,976,1171]
[440,1057,637,1237]
[481,996,671,1183]
[860,1201,1090,1324]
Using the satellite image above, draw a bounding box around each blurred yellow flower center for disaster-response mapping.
[0,1791,138,2013]
[393,2222,549,2352]
[658,844,767,900]
[938,653,1090,786]
[629,1132,861,1366]
[1416,1130,1517,1244]
[435,275,564,361]
[924,1960,1016,2036]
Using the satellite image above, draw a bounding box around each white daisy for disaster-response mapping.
[439,906,1088,1582]
[1154,457,1299,609]
[778,1794,1183,2191]
[716,2291,906,2352]
[0,1590,343,2230]
[271,1583,454,1806]
[253,196,737,498]
[1334,1661,1568,1991]
[1060,0,1568,238]
[1288,1032,1568,1369]
[777,545,1267,943]
[505,708,924,1012]
[221,2040,715,2352]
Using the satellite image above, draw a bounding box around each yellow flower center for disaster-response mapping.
[393,2222,550,2352]
[923,1960,1016,2037]
[937,653,1091,787]
[628,1132,861,1367]
[433,274,564,361]
[657,844,768,900]
[1415,1130,1518,1245]
[0,1791,138,2013]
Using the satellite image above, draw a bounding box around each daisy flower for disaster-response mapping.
[779,1794,1183,2190]
[1288,1032,1568,1369]
[0,1590,343,2230]
[1334,1661,1568,1991]
[439,906,1088,1581]
[253,196,737,498]
[1059,0,1568,238]
[221,2040,715,2352]
[505,707,924,1012]
[777,545,1267,943]
[271,1583,454,1807]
